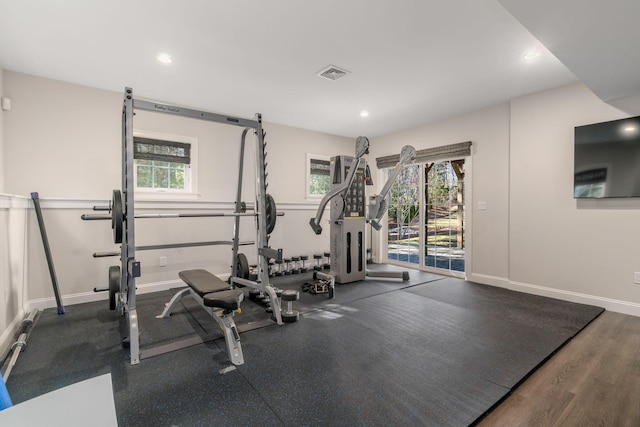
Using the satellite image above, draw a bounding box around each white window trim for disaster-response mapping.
[133,130,199,201]
[306,153,331,200]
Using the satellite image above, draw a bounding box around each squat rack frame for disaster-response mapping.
[120,88,282,365]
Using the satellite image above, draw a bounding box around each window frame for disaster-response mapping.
[133,130,199,200]
[306,153,331,200]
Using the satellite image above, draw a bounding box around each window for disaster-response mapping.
[306,154,331,199]
[133,131,198,199]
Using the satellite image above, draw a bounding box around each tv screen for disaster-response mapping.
[574,115,640,198]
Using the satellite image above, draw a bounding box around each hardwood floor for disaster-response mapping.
[477,311,640,426]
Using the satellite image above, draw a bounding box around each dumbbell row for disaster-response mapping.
[248,253,332,277]
[274,253,330,276]
[245,248,375,278]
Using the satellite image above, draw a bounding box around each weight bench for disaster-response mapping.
[157,269,245,365]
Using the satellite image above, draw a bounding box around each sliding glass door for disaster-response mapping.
[387,159,465,274]
[387,165,420,265]
[424,160,465,272]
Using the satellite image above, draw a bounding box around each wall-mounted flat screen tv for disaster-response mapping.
[574,115,640,198]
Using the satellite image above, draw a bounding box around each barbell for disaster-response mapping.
[83,190,279,243]
[92,240,254,258]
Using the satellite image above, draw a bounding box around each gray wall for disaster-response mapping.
[371,82,640,315]
[1,71,351,308]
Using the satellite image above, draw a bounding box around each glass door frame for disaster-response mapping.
[379,155,471,280]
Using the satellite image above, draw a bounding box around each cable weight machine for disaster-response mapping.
[310,137,416,284]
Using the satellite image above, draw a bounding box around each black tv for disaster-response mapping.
[574,115,640,198]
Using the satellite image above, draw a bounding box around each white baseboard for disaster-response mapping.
[468,273,510,288]
[28,279,186,311]
[507,280,640,317]
[469,273,640,317]
[28,273,232,311]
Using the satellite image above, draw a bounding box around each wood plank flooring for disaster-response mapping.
[477,311,640,427]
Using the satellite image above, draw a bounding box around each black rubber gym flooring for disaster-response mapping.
[5,265,603,426]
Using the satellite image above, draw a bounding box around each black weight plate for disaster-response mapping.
[112,190,124,244]
[236,253,250,280]
[282,310,299,323]
[108,265,121,311]
[265,193,276,234]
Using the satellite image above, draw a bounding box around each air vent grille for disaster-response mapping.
[317,65,351,81]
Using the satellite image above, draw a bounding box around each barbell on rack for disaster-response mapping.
[82,190,280,243]
[92,240,254,258]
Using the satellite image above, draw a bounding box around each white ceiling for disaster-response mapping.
[0,1,638,138]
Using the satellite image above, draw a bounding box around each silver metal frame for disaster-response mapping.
[309,136,369,234]
[156,288,244,366]
[367,145,416,230]
[118,87,282,365]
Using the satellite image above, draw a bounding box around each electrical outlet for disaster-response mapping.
[159,256,167,267]
[634,272,640,284]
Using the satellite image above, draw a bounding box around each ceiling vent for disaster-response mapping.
[317,65,351,81]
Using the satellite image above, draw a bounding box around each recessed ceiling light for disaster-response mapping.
[522,50,541,62]
[360,110,370,118]
[156,53,172,64]
[623,125,637,133]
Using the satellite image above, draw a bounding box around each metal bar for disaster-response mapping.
[123,87,140,365]
[2,310,39,382]
[137,212,250,218]
[81,214,112,220]
[232,128,249,278]
[30,192,65,314]
[309,136,370,234]
[368,145,417,229]
[92,240,254,258]
[2,333,27,382]
[309,156,363,234]
[82,212,283,220]
[254,115,282,325]
[133,99,258,129]
[258,247,283,263]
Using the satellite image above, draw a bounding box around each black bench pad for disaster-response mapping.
[179,269,243,311]
[179,269,231,297]
[203,289,244,311]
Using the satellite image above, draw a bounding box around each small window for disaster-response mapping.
[306,154,331,199]
[133,131,198,199]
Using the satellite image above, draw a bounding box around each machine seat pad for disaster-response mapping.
[178,269,231,297]
[203,289,244,311]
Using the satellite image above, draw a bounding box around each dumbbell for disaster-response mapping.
[300,255,309,273]
[291,256,301,274]
[265,287,282,313]
[283,258,292,275]
[269,259,276,277]
[249,288,264,301]
[313,254,322,271]
[275,258,285,277]
[323,252,331,270]
[280,289,299,323]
